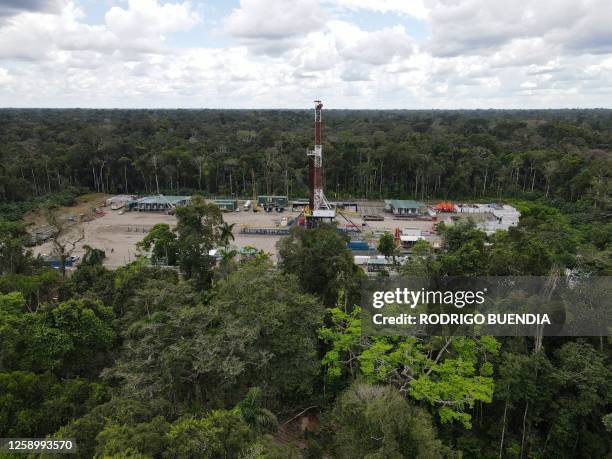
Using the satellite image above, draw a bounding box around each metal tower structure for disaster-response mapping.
[306,100,334,223]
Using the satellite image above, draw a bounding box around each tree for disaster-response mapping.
[434,220,489,276]
[219,222,236,250]
[95,416,170,458]
[0,371,108,437]
[118,156,132,193]
[319,306,363,385]
[137,223,177,265]
[278,224,357,306]
[321,310,501,429]
[330,383,450,458]
[166,411,254,459]
[175,196,223,289]
[234,387,278,433]
[377,232,397,265]
[44,206,85,277]
[0,220,32,275]
[53,397,154,459]
[105,259,324,408]
[9,298,116,375]
[81,245,105,266]
[401,239,433,276]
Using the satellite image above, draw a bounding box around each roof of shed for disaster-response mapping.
[386,199,426,209]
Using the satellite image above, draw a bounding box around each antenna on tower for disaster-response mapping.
[305,100,335,227]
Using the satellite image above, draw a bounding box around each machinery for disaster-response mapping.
[305,100,335,227]
[435,201,455,212]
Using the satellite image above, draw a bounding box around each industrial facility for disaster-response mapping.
[128,195,191,212]
[304,100,336,225]
[88,101,522,275]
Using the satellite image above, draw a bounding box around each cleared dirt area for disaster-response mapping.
[30,200,443,269]
[32,211,176,267]
[32,207,293,267]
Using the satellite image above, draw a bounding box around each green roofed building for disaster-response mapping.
[384,199,427,216]
[212,199,238,211]
[257,195,288,208]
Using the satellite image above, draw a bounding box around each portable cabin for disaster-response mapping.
[399,228,425,249]
[212,199,238,212]
[257,195,288,210]
[385,200,427,216]
[347,240,370,251]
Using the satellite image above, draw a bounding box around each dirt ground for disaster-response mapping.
[31,201,443,269]
[32,211,177,268]
[32,207,293,267]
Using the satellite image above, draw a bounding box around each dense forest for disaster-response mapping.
[0,109,610,218]
[0,110,610,458]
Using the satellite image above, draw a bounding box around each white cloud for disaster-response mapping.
[327,21,414,65]
[0,67,11,84]
[328,0,429,20]
[226,0,326,38]
[0,0,611,108]
[105,0,200,40]
[426,0,612,57]
[0,0,200,60]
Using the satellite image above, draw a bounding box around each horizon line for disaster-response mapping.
[1,106,611,111]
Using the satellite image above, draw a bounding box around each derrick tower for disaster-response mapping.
[306,100,334,226]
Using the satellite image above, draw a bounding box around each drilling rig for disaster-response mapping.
[305,100,335,227]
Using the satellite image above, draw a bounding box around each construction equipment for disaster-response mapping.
[435,201,455,212]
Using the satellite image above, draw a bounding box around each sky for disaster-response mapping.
[0,0,611,109]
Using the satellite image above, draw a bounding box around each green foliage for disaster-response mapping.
[95,416,170,458]
[319,306,363,384]
[137,223,177,266]
[0,371,108,437]
[81,245,106,266]
[401,239,433,276]
[330,382,450,458]
[0,189,81,221]
[0,219,32,274]
[111,259,179,315]
[434,220,489,276]
[1,296,115,375]
[0,109,610,457]
[503,203,578,274]
[105,258,324,409]
[320,308,501,429]
[278,224,357,306]
[165,411,254,459]
[234,387,278,433]
[53,397,154,459]
[219,222,236,249]
[175,195,223,289]
[377,232,397,259]
[0,269,61,309]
